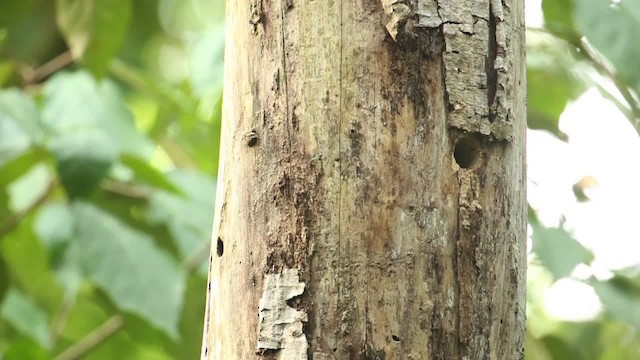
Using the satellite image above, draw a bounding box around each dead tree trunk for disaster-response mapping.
[201,0,526,359]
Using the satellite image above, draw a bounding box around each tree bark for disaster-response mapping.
[201,0,526,359]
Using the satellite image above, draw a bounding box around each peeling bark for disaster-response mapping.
[257,269,307,359]
[382,0,515,140]
[201,0,526,358]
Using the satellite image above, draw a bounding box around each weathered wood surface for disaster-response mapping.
[201,0,526,358]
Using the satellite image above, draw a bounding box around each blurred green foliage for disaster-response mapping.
[0,0,639,359]
[527,0,640,358]
[0,0,222,358]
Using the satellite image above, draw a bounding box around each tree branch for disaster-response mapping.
[575,40,640,134]
[108,59,196,117]
[20,51,74,84]
[101,179,150,199]
[49,295,75,347]
[528,27,640,137]
[53,315,124,360]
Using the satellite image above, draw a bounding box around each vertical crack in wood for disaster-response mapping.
[453,175,464,359]
[486,10,498,122]
[336,0,344,355]
[455,170,486,357]
[488,0,509,128]
[279,0,293,180]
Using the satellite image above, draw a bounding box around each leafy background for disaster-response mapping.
[0,0,639,359]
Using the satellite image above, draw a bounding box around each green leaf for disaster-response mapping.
[188,27,224,96]
[0,148,46,219]
[0,1,59,66]
[71,202,186,338]
[35,202,73,250]
[0,89,43,143]
[532,320,640,360]
[541,335,584,360]
[104,273,207,360]
[525,332,553,360]
[170,273,207,359]
[59,288,112,340]
[0,217,64,312]
[158,0,220,35]
[0,28,6,50]
[7,164,51,212]
[0,288,50,348]
[527,68,571,140]
[167,168,216,203]
[51,129,117,198]
[0,255,8,304]
[531,223,592,280]
[172,123,220,174]
[2,338,50,360]
[0,148,46,188]
[146,191,211,268]
[145,170,214,266]
[40,71,154,197]
[575,0,640,94]
[542,0,578,41]
[592,275,640,330]
[56,0,132,78]
[42,71,152,159]
[130,345,173,360]
[0,110,31,167]
[0,61,16,87]
[596,319,640,360]
[35,202,74,268]
[59,289,171,360]
[120,154,182,194]
[526,34,585,140]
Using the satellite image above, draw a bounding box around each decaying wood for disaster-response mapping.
[201,0,526,358]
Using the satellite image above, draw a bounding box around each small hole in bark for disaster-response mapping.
[392,335,400,342]
[216,237,224,257]
[333,348,337,352]
[245,130,259,147]
[454,135,480,169]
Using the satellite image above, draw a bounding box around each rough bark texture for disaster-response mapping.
[201,0,526,359]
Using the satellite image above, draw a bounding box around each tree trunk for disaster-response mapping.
[201,0,526,358]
